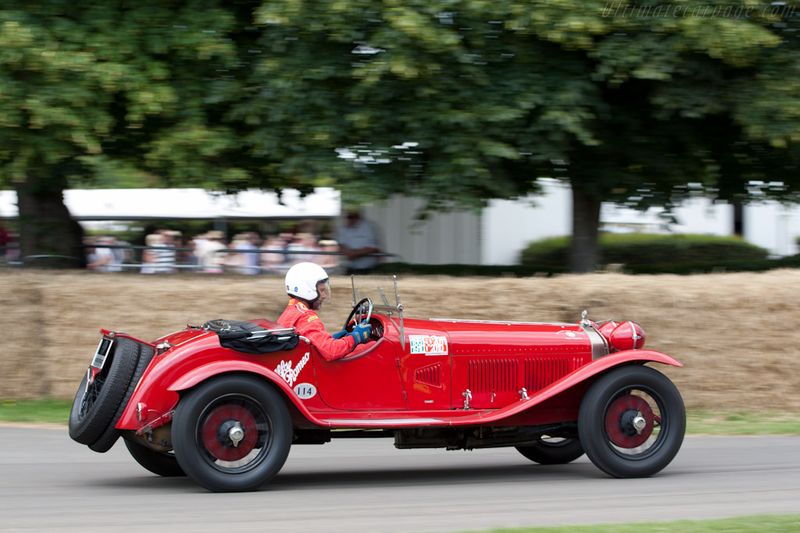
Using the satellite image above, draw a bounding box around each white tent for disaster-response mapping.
[0,187,341,220]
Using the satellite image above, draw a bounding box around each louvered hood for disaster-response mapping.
[402,317,594,359]
[402,317,596,409]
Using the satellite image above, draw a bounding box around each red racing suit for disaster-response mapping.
[277,298,356,361]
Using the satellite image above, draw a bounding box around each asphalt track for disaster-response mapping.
[1,427,798,533]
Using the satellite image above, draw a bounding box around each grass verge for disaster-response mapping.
[467,514,800,533]
[687,410,800,435]
[2,400,800,435]
[0,398,72,425]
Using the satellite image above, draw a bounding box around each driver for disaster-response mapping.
[277,262,372,361]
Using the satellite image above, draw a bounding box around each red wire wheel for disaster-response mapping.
[172,375,293,491]
[604,393,656,448]
[201,404,259,462]
[578,366,686,478]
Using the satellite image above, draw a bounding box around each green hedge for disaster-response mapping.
[519,233,772,274]
[374,234,799,276]
[375,262,534,277]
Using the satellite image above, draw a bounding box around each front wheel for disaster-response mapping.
[172,375,292,492]
[578,365,685,478]
[515,436,584,465]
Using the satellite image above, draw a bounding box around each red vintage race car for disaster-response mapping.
[68,277,685,492]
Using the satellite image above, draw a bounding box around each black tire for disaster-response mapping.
[515,437,584,465]
[68,338,140,445]
[89,344,155,453]
[124,437,185,477]
[578,365,685,478]
[172,375,292,492]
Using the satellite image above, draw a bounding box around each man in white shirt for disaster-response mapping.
[336,209,381,275]
[88,236,122,272]
[232,232,261,275]
[194,230,226,274]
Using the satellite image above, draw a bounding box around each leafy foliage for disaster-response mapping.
[251,1,800,208]
[0,2,247,189]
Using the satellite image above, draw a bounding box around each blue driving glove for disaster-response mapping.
[332,329,347,340]
[347,322,372,344]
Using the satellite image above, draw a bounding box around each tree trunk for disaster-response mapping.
[569,186,602,273]
[732,199,744,237]
[16,174,85,268]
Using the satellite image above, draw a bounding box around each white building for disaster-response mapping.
[361,179,800,264]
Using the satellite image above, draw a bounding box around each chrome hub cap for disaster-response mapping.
[228,424,245,447]
[632,413,647,434]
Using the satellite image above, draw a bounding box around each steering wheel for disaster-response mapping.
[343,297,373,330]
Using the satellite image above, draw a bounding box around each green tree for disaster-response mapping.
[251,0,800,271]
[0,2,250,265]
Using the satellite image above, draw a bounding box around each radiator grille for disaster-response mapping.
[468,358,518,392]
[415,363,442,387]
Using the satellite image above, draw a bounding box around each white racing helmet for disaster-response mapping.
[285,262,330,305]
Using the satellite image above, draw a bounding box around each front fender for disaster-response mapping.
[521,349,682,408]
[452,349,682,426]
[167,360,329,427]
[527,348,682,404]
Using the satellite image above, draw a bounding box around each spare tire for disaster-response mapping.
[68,337,139,445]
[89,343,155,453]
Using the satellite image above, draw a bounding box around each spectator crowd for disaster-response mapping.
[0,222,19,264]
[84,227,369,275]
[4,210,383,274]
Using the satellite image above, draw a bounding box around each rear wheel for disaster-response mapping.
[578,365,685,478]
[172,375,292,492]
[515,436,584,465]
[124,438,185,477]
[68,338,139,445]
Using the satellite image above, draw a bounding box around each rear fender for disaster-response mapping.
[99,329,155,348]
[168,360,329,427]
